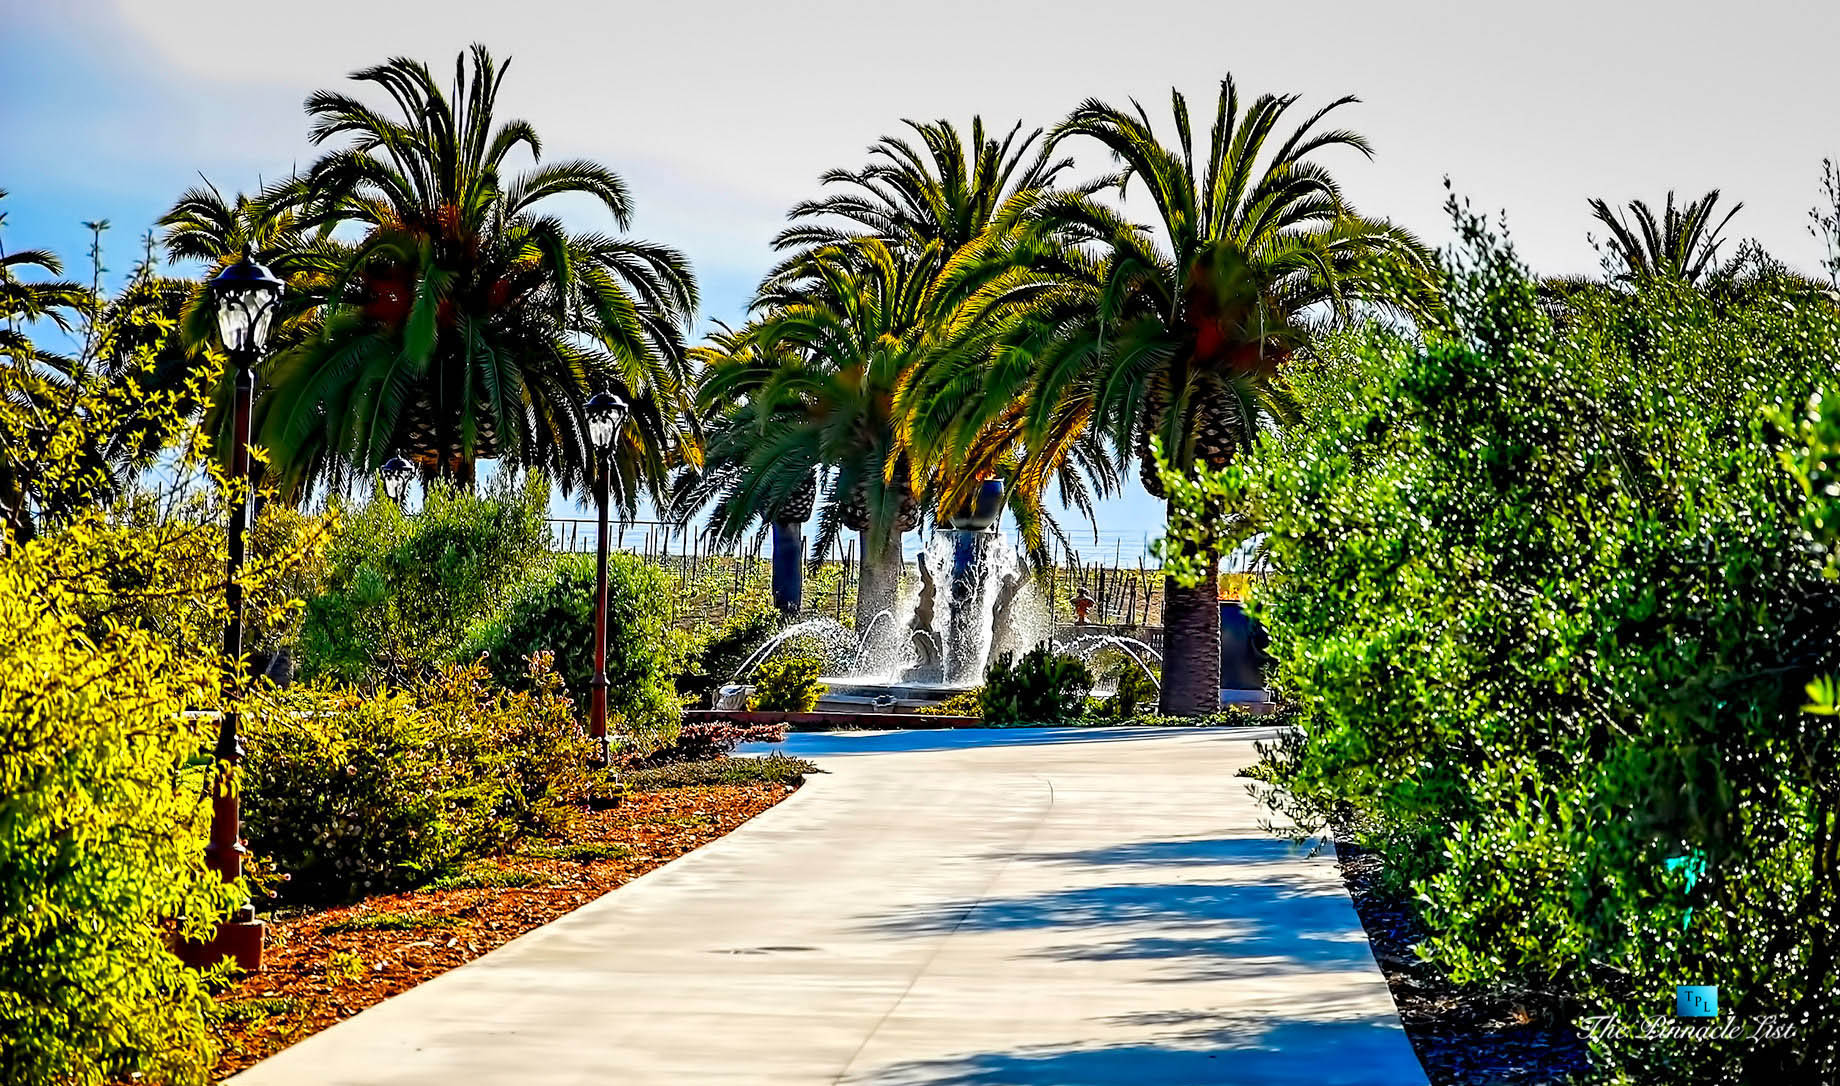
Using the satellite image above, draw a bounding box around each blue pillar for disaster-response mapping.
[771,520,803,616]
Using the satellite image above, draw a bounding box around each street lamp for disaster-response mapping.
[189,249,282,973]
[380,456,415,505]
[584,390,626,766]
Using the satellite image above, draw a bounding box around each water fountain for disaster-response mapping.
[724,478,1054,711]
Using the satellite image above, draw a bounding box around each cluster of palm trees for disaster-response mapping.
[8,44,1788,715]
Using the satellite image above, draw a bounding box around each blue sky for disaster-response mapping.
[9,0,1839,558]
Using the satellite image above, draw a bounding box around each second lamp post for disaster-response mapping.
[584,391,627,766]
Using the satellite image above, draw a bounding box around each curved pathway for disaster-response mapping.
[231,727,1425,1085]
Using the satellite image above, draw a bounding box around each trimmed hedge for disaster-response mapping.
[1180,208,1840,1080]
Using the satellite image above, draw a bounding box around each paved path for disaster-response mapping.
[231,728,1425,1085]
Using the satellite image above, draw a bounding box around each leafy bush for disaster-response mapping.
[0,533,238,1086]
[748,653,826,712]
[916,688,983,716]
[629,721,788,768]
[461,551,689,751]
[622,753,817,790]
[241,659,590,903]
[979,647,1093,724]
[1172,204,1840,1080]
[1084,652,1161,720]
[298,475,551,684]
[680,607,778,703]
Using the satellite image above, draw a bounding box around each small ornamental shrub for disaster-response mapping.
[1085,653,1160,720]
[979,647,1092,724]
[748,653,826,712]
[462,552,689,752]
[916,688,983,716]
[242,658,590,903]
[681,607,778,702]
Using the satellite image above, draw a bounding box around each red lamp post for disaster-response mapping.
[182,250,282,972]
[584,391,627,767]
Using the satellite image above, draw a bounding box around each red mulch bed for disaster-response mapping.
[210,782,796,1079]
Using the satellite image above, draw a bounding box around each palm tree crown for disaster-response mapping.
[252,44,698,504]
[1588,189,1742,285]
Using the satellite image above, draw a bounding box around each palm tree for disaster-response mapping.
[0,208,94,543]
[694,241,926,627]
[1588,190,1741,285]
[680,117,1101,622]
[253,44,697,504]
[931,78,1436,714]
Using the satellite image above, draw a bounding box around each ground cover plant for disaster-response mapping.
[1170,201,1840,1081]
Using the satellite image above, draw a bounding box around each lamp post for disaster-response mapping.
[380,456,415,506]
[584,391,627,766]
[188,250,282,972]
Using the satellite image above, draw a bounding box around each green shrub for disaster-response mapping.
[916,688,983,716]
[680,607,778,702]
[322,910,460,934]
[979,647,1092,724]
[748,653,826,712]
[0,536,237,1086]
[1084,652,1160,720]
[242,659,589,903]
[461,552,689,752]
[622,753,816,790]
[1170,204,1840,1081]
[298,474,551,684]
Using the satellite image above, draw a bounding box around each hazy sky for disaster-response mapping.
[7,0,1838,553]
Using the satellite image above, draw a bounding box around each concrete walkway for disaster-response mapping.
[231,727,1426,1085]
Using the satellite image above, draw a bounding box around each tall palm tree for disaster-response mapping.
[923,78,1436,714]
[680,117,1099,622]
[1588,190,1741,285]
[694,240,926,627]
[253,44,697,504]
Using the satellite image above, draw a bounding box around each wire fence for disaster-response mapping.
[551,518,1192,633]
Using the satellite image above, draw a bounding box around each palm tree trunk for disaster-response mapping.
[770,520,804,616]
[855,528,902,631]
[1158,497,1220,716]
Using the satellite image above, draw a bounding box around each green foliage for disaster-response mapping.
[298,475,550,684]
[321,911,460,934]
[916,688,984,716]
[0,536,238,1086]
[241,659,590,903]
[1177,201,1840,1080]
[1084,652,1160,720]
[518,841,633,863]
[461,551,690,751]
[621,753,816,791]
[748,652,827,712]
[681,605,778,701]
[979,647,1093,724]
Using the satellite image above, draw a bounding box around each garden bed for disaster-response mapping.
[1334,838,1592,1085]
[209,777,802,1079]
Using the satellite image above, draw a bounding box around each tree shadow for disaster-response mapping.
[852,1011,1426,1085]
[745,726,1285,759]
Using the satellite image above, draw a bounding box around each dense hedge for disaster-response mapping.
[1193,213,1840,1080]
[298,475,551,684]
[460,552,689,751]
[241,659,589,903]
